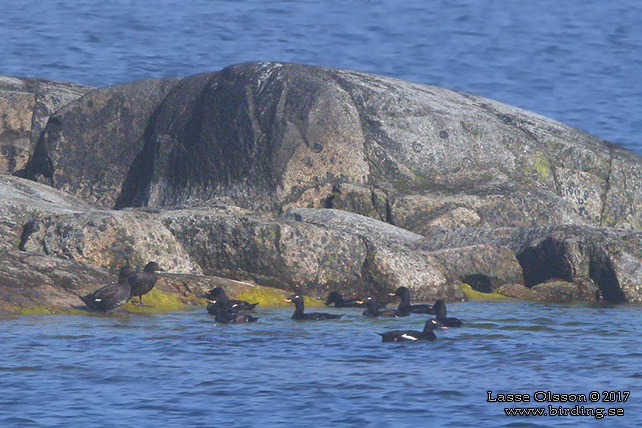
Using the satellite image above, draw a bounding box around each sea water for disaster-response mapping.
[1,302,640,426]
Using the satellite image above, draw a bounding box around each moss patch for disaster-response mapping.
[533,155,550,178]
[235,288,324,308]
[123,288,193,313]
[17,306,87,316]
[235,288,289,307]
[460,284,510,300]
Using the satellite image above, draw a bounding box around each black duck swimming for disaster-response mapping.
[389,286,435,315]
[203,287,258,311]
[285,294,343,320]
[433,299,462,327]
[378,319,442,343]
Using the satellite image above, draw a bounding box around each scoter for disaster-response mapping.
[285,294,343,320]
[325,291,388,308]
[207,293,258,324]
[81,266,132,312]
[433,299,462,327]
[128,261,164,306]
[378,319,442,343]
[359,297,406,318]
[324,291,363,308]
[203,287,258,311]
[389,286,435,315]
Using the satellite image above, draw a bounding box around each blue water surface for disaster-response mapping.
[1,1,641,426]
[0,0,640,155]
[1,302,640,427]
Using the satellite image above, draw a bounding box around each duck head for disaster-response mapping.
[143,261,164,273]
[423,318,443,334]
[324,291,343,305]
[284,294,305,312]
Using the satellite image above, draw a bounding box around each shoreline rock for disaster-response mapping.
[2,62,642,313]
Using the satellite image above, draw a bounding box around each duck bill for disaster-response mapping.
[356,300,364,305]
[284,298,292,303]
[388,293,396,296]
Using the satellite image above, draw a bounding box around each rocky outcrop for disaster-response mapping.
[0,174,200,274]
[22,62,642,230]
[21,78,180,208]
[0,76,91,175]
[0,249,291,315]
[161,208,466,301]
[498,279,599,303]
[416,225,642,302]
[3,63,642,312]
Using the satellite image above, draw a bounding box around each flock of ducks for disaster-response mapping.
[80,262,164,312]
[80,263,462,343]
[207,286,462,343]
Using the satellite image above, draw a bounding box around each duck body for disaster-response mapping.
[286,294,343,321]
[81,266,132,312]
[324,291,362,308]
[128,261,163,306]
[207,295,258,324]
[390,286,436,315]
[204,287,258,311]
[433,299,463,327]
[379,319,442,343]
[361,297,406,318]
[325,291,388,308]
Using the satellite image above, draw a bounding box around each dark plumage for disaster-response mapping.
[324,291,362,307]
[203,287,258,311]
[360,297,407,318]
[389,286,436,315]
[285,294,343,320]
[207,296,259,324]
[128,261,163,306]
[81,266,132,312]
[325,291,388,308]
[433,299,463,327]
[378,319,442,343]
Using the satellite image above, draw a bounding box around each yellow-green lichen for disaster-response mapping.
[460,284,510,300]
[235,288,290,307]
[123,288,193,313]
[235,288,324,308]
[533,155,550,178]
[17,306,87,316]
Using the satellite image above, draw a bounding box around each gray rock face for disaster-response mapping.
[0,76,91,175]
[416,225,642,302]
[20,62,642,229]
[109,62,640,231]
[0,175,200,274]
[161,208,467,301]
[23,78,179,208]
[3,62,642,310]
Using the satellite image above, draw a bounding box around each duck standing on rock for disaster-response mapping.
[378,319,442,343]
[80,266,132,312]
[285,294,343,320]
[389,286,435,315]
[207,292,259,324]
[128,261,164,307]
[203,287,258,311]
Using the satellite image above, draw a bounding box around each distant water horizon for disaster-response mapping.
[0,0,640,156]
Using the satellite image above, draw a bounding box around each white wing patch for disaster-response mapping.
[95,298,102,302]
[401,334,418,341]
